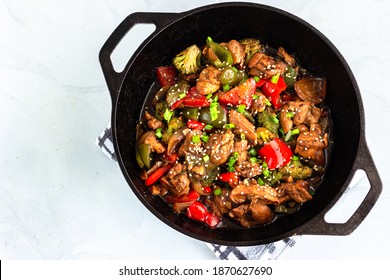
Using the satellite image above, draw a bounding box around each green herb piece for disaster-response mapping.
[204,124,213,130]
[292,155,300,161]
[201,134,209,142]
[237,104,246,113]
[163,109,174,123]
[291,128,300,135]
[155,128,162,138]
[178,92,187,99]
[224,123,235,130]
[279,128,285,137]
[203,155,210,163]
[257,177,265,185]
[252,94,259,99]
[248,147,257,157]
[265,98,272,106]
[254,76,260,82]
[284,130,292,141]
[262,169,270,177]
[270,73,280,84]
[249,157,259,164]
[214,186,222,196]
[210,101,219,121]
[223,84,230,92]
[271,115,279,124]
[192,135,200,143]
[286,112,294,118]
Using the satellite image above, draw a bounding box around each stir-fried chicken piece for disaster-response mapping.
[235,161,263,178]
[228,198,274,228]
[295,124,328,165]
[196,65,221,95]
[178,129,204,158]
[222,39,245,67]
[206,188,233,218]
[205,130,234,165]
[160,163,190,197]
[280,104,293,133]
[233,139,248,163]
[230,182,279,204]
[248,52,288,79]
[229,109,257,144]
[250,92,268,114]
[280,101,321,134]
[277,47,296,67]
[276,180,312,204]
[142,131,165,154]
[144,111,163,130]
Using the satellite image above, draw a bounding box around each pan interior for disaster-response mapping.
[113,4,361,245]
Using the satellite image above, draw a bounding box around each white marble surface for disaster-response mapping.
[1,0,389,260]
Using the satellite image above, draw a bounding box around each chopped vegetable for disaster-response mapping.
[186,201,221,228]
[258,138,293,169]
[204,37,233,68]
[172,44,202,74]
[199,103,227,129]
[218,172,239,186]
[257,110,280,135]
[187,119,205,130]
[145,164,172,186]
[156,66,177,87]
[218,77,256,108]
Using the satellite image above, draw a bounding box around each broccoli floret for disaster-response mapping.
[257,110,280,135]
[256,127,275,144]
[263,170,283,186]
[239,38,264,65]
[172,44,202,74]
[161,117,185,143]
[155,101,169,121]
[279,158,313,180]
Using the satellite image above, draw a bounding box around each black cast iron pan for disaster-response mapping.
[99,2,382,246]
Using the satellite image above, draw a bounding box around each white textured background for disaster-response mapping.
[1,0,389,259]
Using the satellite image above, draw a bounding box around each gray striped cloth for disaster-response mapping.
[96,123,299,260]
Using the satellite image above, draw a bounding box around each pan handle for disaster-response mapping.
[297,137,382,236]
[99,12,181,101]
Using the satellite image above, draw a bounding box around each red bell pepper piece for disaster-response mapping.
[187,119,205,130]
[258,138,293,169]
[144,164,172,186]
[171,87,209,110]
[163,152,178,164]
[165,190,200,204]
[186,201,221,228]
[218,78,256,108]
[156,66,177,87]
[202,186,212,194]
[218,172,239,186]
[255,78,266,88]
[260,76,287,109]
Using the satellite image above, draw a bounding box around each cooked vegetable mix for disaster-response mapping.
[136,37,330,228]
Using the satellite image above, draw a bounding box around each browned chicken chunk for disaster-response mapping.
[229,109,257,144]
[230,183,279,204]
[223,39,245,67]
[248,52,288,79]
[205,130,235,165]
[276,180,312,204]
[196,65,221,95]
[161,163,190,197]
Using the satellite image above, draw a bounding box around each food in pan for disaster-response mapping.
[136,37,330,228]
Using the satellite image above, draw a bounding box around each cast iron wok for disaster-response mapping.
[99,2,382,246]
